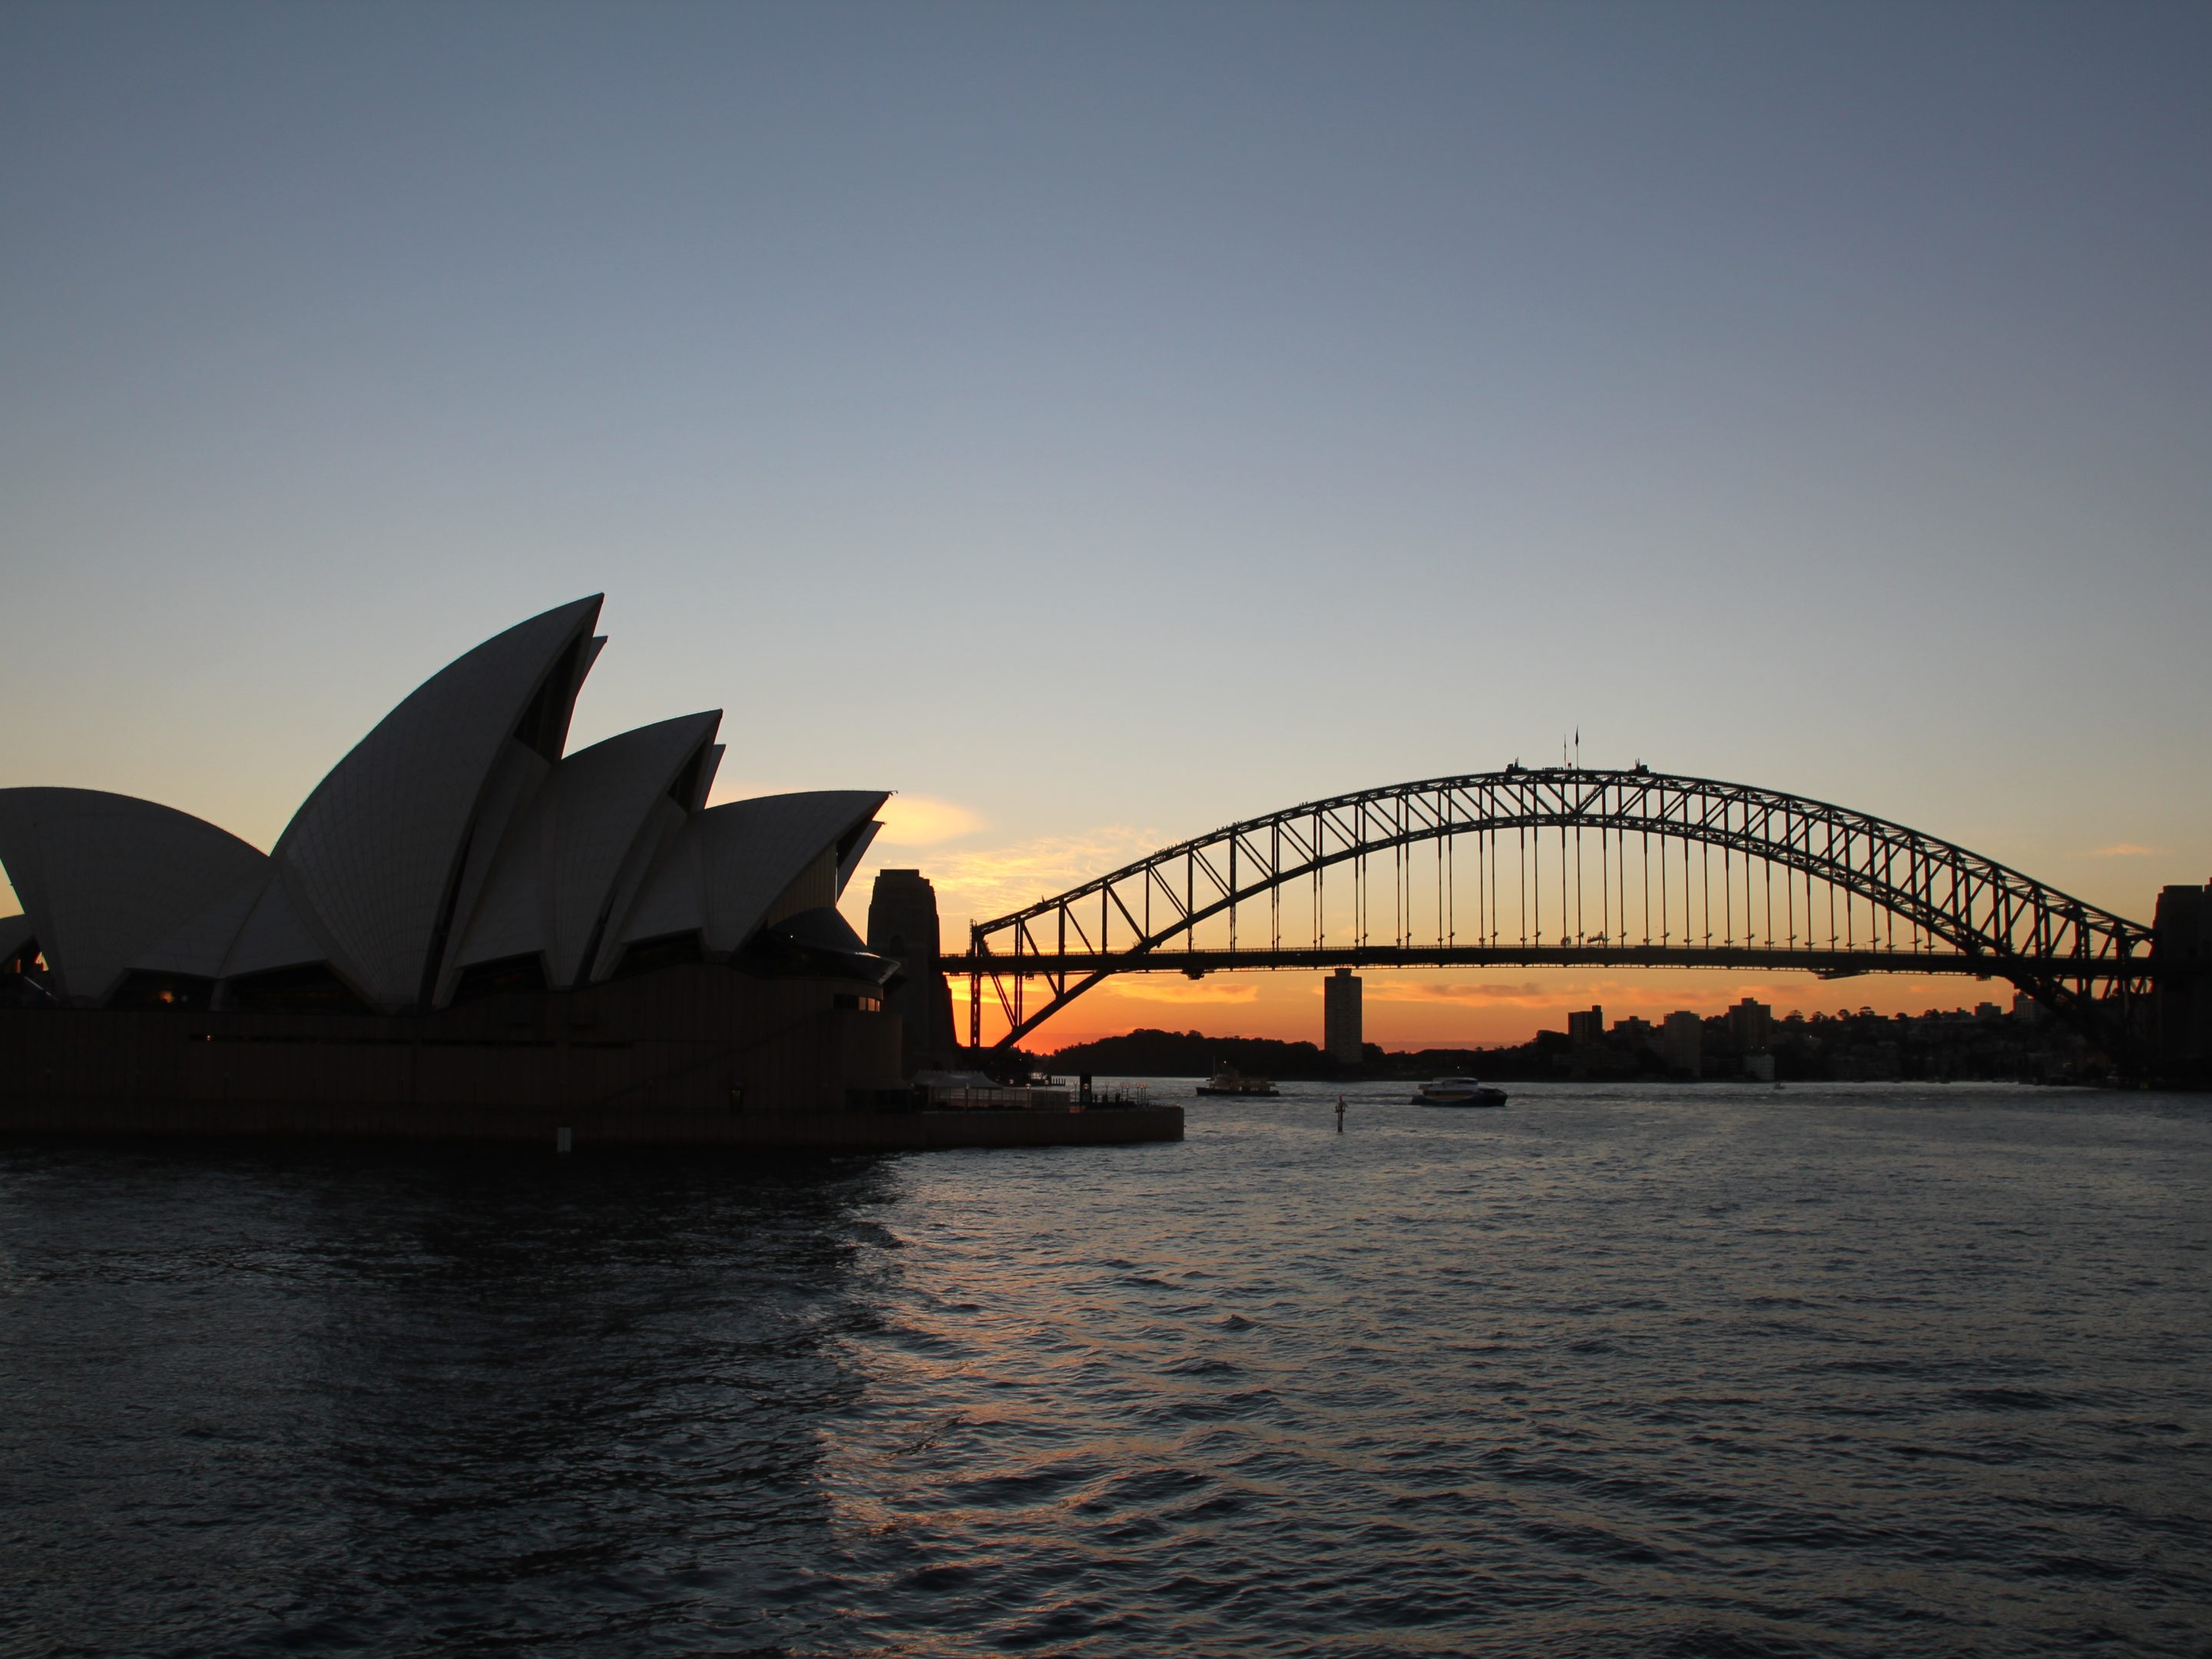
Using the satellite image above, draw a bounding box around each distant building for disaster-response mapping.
[1568,1005,1604,1046]
[1661,1011,1703,1075]
[1324,968,1363,1065]
[1727,997,1773,1051]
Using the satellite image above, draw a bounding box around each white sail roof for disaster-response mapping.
[1,601,893,1010]
[450,711,721,990]
[426,739,556,998]
[608,789,886,969]
[608,816,707,955]
[128,874,267,980]
[0,788,271,1005]
[699,790,886,951]
[271,596,602,1011]
[218,876,334,982]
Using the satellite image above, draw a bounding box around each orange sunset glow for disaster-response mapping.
[945,965,2009,1051]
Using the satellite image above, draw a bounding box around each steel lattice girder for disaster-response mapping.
[959,767,2157,1050]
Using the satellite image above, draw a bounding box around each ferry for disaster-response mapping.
[1195,1066,1280,1098]
[1413,1077,1508,1108]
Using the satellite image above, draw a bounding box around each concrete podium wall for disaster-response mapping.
[0,960,904,1124]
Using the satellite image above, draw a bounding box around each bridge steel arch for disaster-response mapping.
[950,767,2156,1057]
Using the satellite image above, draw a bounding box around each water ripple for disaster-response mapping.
[0,1082,2207,1656]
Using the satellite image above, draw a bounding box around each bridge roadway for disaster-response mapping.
[939,944,2150,982]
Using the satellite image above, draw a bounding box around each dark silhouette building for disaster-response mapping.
[1727,997,1774,1051]
[2154,882,2212,1087]
[866,869,958,1075]
[1324,968,1363,1065]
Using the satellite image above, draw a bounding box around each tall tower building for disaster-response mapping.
[1727,997,1773,1051]
[1324,968,1363,1066]
[1661,1011,1704,1076]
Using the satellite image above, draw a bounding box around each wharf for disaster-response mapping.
[0,1099,1185,1151]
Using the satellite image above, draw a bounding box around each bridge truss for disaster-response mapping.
[945,767,2157,1056]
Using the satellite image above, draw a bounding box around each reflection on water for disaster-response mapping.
[0,1147,889,1655]
[2,1084,2209,1656]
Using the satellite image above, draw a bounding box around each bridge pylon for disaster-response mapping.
[2154,882,2212,1087]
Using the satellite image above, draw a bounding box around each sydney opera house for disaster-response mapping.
[0,598,1173,1147]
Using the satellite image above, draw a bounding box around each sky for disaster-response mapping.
[5,2,2207,1047]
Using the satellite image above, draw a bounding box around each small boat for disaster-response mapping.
[1413,1076,1508,1108]
[1195,1065,1280,1097]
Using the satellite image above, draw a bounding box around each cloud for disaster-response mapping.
[873,794,985,846]
[1364,981,1551,1005]
[950,973,1255,1008]
[1106,979,1260,1005]
[2088,843,2160,858]
[916,826,1165,926]
[708,786,985,847]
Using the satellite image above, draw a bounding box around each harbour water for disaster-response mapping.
[2,1081,2207,1657]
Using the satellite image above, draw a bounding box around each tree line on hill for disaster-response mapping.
[1036,1005,2097,1086]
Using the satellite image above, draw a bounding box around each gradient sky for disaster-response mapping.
[5,2,2207,1046]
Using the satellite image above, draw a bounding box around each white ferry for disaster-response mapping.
[1413,1077,1508,1108]
[1195,1066,1280,1098]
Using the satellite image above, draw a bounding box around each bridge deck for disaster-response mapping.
[942,945,2159,981]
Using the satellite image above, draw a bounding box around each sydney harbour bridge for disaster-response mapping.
[935,766,2205,1072]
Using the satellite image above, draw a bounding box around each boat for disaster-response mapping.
[1413,1076,1508,1108]
[1195,1065,1280,1097]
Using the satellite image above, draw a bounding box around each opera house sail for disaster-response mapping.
[0,598,932,1142]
